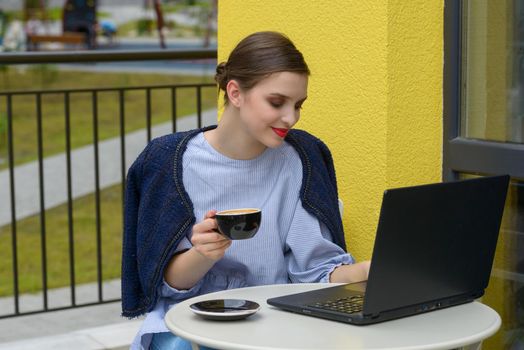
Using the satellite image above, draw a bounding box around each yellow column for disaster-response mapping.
[218,0,443,260]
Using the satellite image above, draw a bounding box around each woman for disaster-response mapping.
[122,31,371,350]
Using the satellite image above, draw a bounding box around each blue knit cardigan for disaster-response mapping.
[121,126,346,318]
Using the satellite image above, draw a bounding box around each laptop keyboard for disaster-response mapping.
[308,294,364,314]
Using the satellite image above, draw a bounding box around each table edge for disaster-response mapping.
[165,284,502,350]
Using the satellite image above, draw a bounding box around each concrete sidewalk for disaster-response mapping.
[0,321,140,350]
[0,279,142,349]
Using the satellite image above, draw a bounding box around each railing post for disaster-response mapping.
[36,92,49,310]
[7,94,20,315]
[171,87,178,133]
[146,88,152,142]
[92,91,103,302]
[119,89,126,220]
[197,86,202,129]
[64,91,76,306]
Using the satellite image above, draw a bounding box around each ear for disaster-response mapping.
[226,80,242,108]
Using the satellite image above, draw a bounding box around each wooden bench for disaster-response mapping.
[27,32,87,50]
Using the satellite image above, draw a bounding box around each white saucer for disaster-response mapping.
[189,299,260,321]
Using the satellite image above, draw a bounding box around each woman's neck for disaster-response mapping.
[204,107,267,160]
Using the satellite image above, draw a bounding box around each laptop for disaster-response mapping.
[267,175,510,325]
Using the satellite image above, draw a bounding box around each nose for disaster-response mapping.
[281,107,299,127]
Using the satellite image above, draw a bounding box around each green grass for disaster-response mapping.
[0,183,123,296]
[0,66,217,171]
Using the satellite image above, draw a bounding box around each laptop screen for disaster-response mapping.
[363,175,509,316]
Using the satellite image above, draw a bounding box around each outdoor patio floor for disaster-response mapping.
[0,279,141,350]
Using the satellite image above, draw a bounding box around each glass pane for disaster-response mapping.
[461,0,524,143]
[461,174,524,349]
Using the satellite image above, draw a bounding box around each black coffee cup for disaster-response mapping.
[215,208,261,240]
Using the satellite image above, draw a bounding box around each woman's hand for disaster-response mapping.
[329,260,371,283]
[164,210,232,290]
[190,210,232,262]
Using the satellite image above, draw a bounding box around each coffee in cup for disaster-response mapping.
[214,208,261,240]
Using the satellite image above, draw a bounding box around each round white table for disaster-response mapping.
[165,283,501,350]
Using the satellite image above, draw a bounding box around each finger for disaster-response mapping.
[203,209,217,220]
[204,210,219,232]
[193,218,218,234]
[191,231,229,246]
[195,231,231,246]
[194,239,231,257]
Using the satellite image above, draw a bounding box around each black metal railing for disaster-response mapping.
[0,49,216,318]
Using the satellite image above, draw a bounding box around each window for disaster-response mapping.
[444,1,524,348]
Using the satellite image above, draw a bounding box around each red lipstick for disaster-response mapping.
[272,127,289,138]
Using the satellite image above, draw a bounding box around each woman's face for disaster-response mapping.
[237,72,308,148]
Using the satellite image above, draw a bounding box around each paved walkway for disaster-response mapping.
[0,320,139,350]
[0,109,217,226]
[0,279,141,349]
[0,322,139,350]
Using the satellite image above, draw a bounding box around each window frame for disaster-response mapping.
[443,0,524,181]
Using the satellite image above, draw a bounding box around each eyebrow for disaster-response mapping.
[268,93,308,103]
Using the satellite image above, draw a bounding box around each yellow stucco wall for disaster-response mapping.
[218,0,443,260]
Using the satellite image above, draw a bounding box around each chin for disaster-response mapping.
[263,137,285,149]
[255,129,286,149]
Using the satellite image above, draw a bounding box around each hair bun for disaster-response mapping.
[215,62,228,90]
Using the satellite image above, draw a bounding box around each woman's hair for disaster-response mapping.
[215,31,310,104]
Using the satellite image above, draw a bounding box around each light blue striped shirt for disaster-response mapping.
[132,132,354,349]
